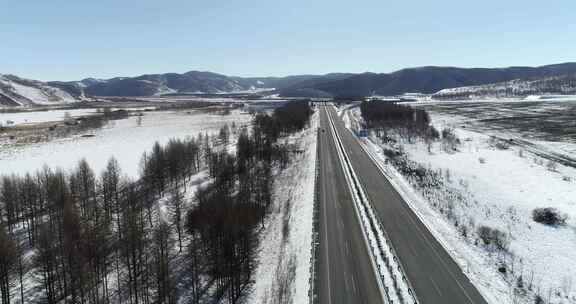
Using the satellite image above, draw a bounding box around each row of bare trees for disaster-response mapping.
[360,101,440,144]
[0,132,206,304]
[182,101,313,303]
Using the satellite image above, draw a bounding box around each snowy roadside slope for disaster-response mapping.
[247,112,318,304]
[0,74,79,106]
[359,138,509,304]
[403,127,576,303]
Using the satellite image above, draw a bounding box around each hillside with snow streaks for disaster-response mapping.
[0,74,81,107]
[433,73,576,100]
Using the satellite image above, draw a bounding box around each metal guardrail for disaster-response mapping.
[356,137,423,304]
[309,129,321,304]
[326,106,419,304]
[325,108,391,303]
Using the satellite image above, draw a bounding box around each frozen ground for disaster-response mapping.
[0,108,99,126]
[345,103,576,304]
[0,109,252,177]
[413,100,576,146]
[247,112,318,304]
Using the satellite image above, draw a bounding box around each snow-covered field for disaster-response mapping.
[413,100,576,145]
[525,95,576,102]
[0,109,252,177]
[0,108,99,126]
[247,112,318,304]
[344,103,576,304]
[438,113,576,166]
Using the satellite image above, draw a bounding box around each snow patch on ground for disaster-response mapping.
[0,108,99,126]
[0,110,252,177]
[247,112,318,304]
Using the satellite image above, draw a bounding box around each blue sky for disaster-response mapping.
[1,0,575,81]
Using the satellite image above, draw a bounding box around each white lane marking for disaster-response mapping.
[430,277,443,296]
[351,275,358,294]
[344,270,350,294]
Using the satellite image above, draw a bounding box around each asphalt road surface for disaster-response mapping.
[317,107,385,304]
[324,105,488,304]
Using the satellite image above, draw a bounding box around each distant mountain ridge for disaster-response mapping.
[54,71,278,97]
[0,74,81,107]
[278,63,576,97]
[50,71,242,97]
[3,62,576,107]
[52,62,576,98]
[49,72,355,98]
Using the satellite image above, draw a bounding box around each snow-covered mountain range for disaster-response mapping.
[0,74,82,107]
[56,71,273,97]
[4,62,576,107]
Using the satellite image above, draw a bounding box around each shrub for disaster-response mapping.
[494,141,510,150]
[383,148,402,159]
[546,160,558,172]
[534,295,544,304]
[488,136,510,150]
[441,127,460,152]
[516,276,524,289]
[477,226,509,251]
[532,207,567,226]
[427,127,440,140]
[458,224,468,238]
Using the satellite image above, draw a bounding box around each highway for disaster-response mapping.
[322,105,488,304]
[317,107,385,304]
